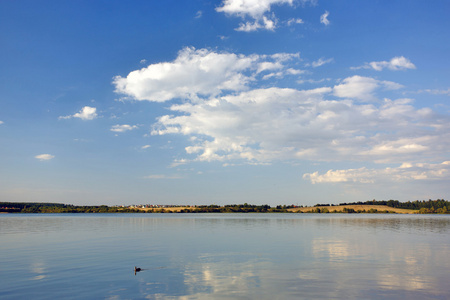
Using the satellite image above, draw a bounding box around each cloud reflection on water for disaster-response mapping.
[309,230,450,297]
[30,261,46,281]
[135,215,450,299]
[183,259,262,299]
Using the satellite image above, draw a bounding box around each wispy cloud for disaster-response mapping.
[417,88,450,96]
[235,15,277,32]
[110,124,139,132]
[287,18,304,26]
[170,159,188,168]
[35,154,55,161]
[352,56,416,71]
[320,11,330,25]
[310,57,334,68]
[144,174,182,179]
[297,78,331,84]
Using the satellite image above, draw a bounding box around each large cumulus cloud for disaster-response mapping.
[114,47,300,102]
[113,47,450,184]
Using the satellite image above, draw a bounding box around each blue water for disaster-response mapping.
[1,214,449,299]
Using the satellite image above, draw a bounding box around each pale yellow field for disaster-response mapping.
[130,205,417,214]
[133,206,194,212]
[288,205,417,214]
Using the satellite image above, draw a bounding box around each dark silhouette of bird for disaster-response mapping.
[134,266,141,275]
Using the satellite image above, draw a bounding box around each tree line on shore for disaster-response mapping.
[0,202,293,213]
[0,202,141,213]
[1,199,449,214]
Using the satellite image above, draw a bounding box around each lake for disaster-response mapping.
[1,213,449,299]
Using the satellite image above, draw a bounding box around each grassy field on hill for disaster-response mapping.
[133,205,417,214]
[287,205,416,214]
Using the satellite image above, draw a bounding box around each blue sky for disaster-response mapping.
[1,0,449,206]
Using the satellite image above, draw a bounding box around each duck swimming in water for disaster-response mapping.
[134,267,142,275]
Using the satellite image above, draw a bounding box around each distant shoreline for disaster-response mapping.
[1,199,448,214]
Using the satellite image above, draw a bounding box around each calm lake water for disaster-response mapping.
[1,213,449,299]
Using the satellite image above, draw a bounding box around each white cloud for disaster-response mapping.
[195,10,203,19]
[236,20,262,32]
[151,82,449,165]
[286,68,304,75]
[303,161,450,184]
[262,15,276,30]
[333,76,380,101]
[256,61,283,73]
[141,145,151,149]
[333,75,403,101]
[0,121,3,125]
[59,106,97,120]
[235,15,277,32]
[116,47,449,169]
[110,124,139,132]
[216,0,294,31]
[216,0,293,19]
[114,47,300,102]
[152,87,330,162]
[270,52,300,62]
[35,154,55,161]
[114,47,257,101]
[320,11,330,25]
[260,67,304,80]
[353,56,416,71]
